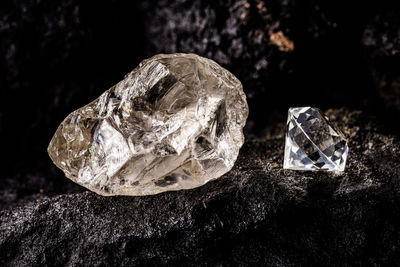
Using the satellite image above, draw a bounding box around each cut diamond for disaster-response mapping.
[283,107,348,171]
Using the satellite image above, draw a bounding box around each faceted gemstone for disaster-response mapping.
[283,107,349,171]
[48,53,248,196]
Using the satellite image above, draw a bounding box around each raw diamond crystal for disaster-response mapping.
[283,107,349,171]
[48,53,248,196]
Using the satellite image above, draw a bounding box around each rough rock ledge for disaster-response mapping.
[1,109,400,266]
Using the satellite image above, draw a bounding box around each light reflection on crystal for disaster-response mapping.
[283,107,349,171]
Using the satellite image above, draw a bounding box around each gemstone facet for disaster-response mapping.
[283,107,348,171]
[48,53,248,196]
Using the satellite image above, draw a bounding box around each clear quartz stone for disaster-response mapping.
[48,53,248,196]
[283,107,349,171]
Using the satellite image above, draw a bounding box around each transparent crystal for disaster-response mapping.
[48,53,248,196]
[283,107,348,171]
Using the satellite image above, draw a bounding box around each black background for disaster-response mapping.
[1,0,399,205]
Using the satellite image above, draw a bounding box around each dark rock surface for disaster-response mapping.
[1,109,400,266]
[361,2,400,114]
[0,0,147,205]
[141,0,392,131]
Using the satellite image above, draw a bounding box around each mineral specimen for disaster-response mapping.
[283,107,349,171]
[48,53,248,196]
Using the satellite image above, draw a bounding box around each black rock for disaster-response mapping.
[141,0,388,132]
[361,2,400,115]
[1,109,400,266]
[0,0,147,201]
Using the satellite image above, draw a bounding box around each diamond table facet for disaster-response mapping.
[283,107,349,171]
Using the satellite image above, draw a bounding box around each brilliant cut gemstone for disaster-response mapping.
[48,53,248,196]
[283,107,349,171]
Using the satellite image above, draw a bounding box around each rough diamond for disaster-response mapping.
[48,53,248,196]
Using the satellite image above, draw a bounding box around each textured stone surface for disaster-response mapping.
[48,53,248,196]
[140,0,392,132]
[1,109,400,266]
[361,2,400,114]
